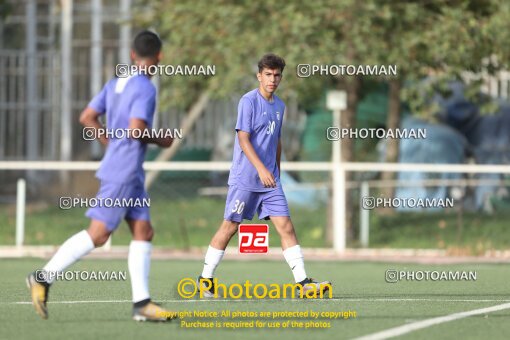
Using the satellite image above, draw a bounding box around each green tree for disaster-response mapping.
[136,0,363,243]
[135,0,510,244]
[341,1,506,212]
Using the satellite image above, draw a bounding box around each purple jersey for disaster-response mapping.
[228,89,285,192]
[88,75,156,184]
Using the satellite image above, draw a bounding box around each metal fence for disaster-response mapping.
[0,0,307,163]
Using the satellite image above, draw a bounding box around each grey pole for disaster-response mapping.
[331,108,345,252]
[90,0,103,159]
[16,179,26,247]
[26,0,38,163]
[360,181,370,248]
[60,0,73,163]
[326,91,347,253]
[119,0,132,65]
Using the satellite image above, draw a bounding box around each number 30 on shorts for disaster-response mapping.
[231,199,245,214]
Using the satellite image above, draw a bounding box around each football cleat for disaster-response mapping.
[196,276,215,298]
[26,271,50,319]
[298,278,331,297]
[132,301,177,322]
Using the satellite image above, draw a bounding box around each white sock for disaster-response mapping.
[128,240,152,303]
[201,245,225,278]
[283,244,307,283]
[43,230,95,284]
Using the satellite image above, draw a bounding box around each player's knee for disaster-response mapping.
[87,221,112,247]
[221,220,238,236]
[135,225,153,241]
[144,226,154,241]
[278,219,295,236]
[92,232,111,247]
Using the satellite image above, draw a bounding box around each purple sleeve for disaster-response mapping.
[88,82,109,114]
[130,84,156,125]
[235,97,253,134]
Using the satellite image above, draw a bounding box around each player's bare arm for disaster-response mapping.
[237,130,276,188]
[128,117,173,148]
[79,107,108,146]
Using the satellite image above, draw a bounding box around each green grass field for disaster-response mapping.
[0,197,329,248]
[3,197,510,253]
[1,258,510,339]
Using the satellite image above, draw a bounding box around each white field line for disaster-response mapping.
[353,302,510,340]
[6,297,510,305]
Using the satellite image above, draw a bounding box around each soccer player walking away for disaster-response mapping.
[198,54,331,297]
[27,30,176,321]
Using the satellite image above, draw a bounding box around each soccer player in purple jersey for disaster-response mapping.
[198,54,331,297]
[27,31,176,321]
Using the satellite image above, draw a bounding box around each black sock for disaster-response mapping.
[34,271,51,288]
[133,298,151,308]
[298,278,310,286]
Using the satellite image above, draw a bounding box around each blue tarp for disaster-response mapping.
[390,117,468,211]
[393,82,510,211]
[440,83,510,210]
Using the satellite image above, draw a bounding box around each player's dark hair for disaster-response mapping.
[132,30,162,58]
[258,53,286,73]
